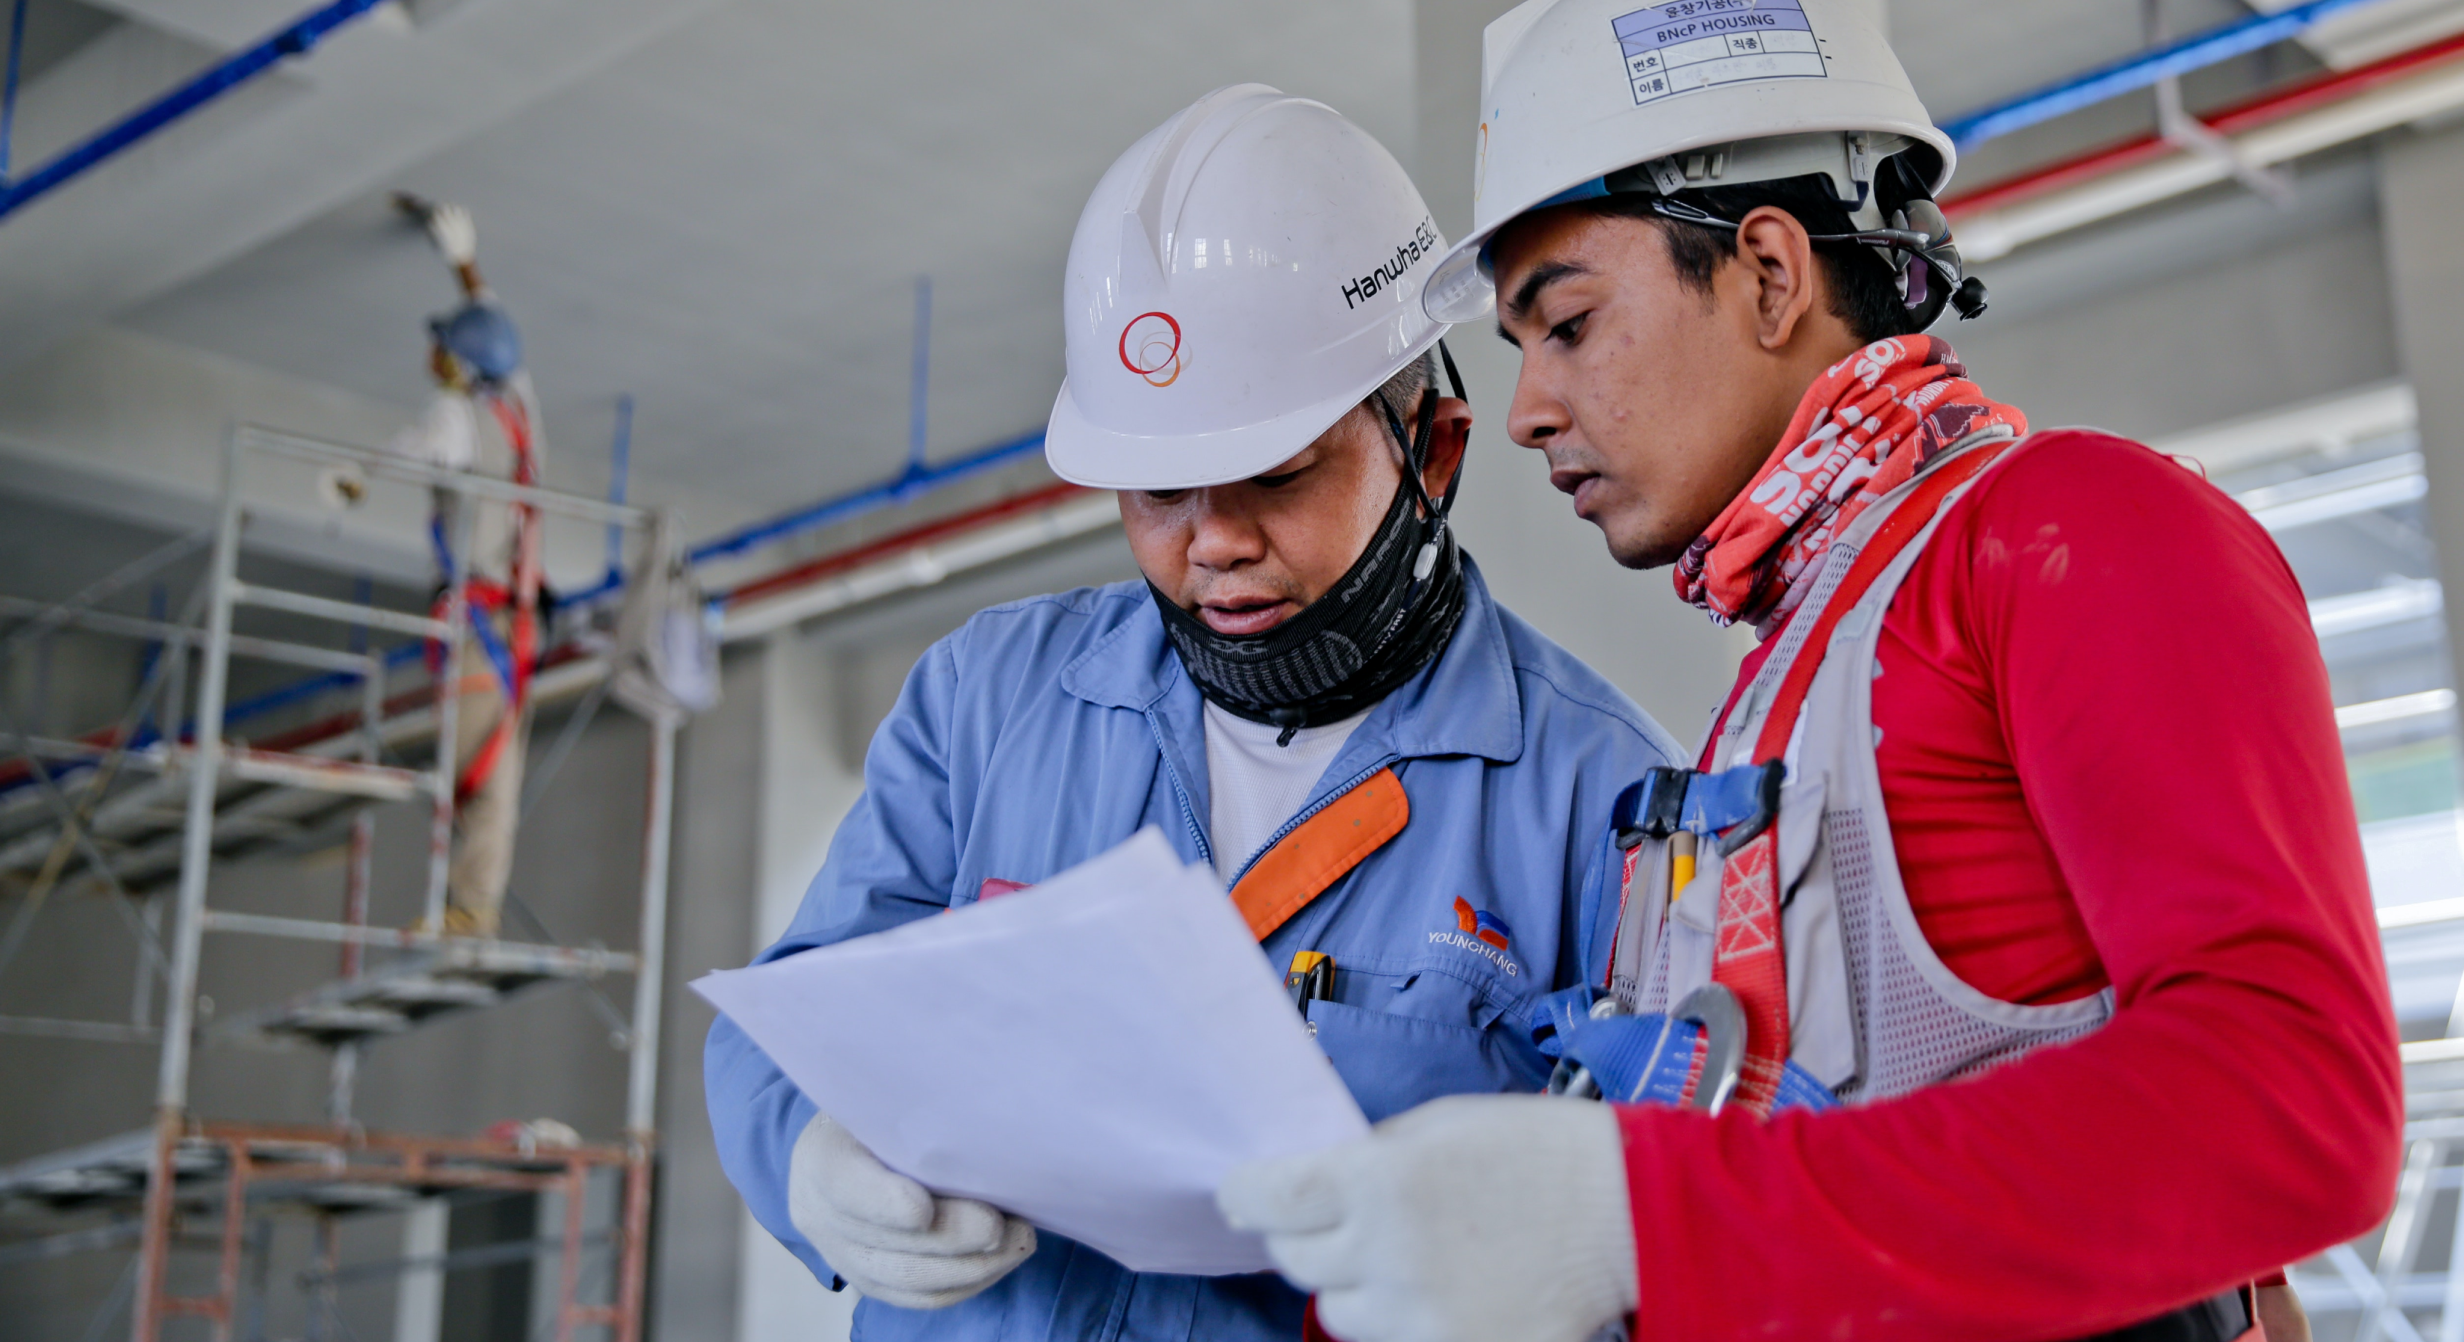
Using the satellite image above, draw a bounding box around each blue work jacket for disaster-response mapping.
[705,561,1679,1342]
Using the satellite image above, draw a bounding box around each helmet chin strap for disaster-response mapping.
[1375,339,1475,588]
[1645,192,1990,325]
[1157,340,1476,747]
[1643,196,1988,324]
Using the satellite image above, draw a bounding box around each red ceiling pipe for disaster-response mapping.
[721,478,1095,610]
[1944,27,2464,219]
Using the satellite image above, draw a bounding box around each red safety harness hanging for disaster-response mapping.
[1636,438,2017,1117]
[429,389,544,805]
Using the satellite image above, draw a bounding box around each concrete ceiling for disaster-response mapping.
[0,0,2413,539]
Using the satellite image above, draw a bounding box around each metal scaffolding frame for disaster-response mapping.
[0,425,680,1342]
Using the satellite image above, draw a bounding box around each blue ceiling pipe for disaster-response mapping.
[1941,0,2390,149]
[557,426,1053,609]
[688,428,1049,568]
[0,0,385,220]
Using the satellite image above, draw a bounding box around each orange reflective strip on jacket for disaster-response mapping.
[1229,767,1409,941]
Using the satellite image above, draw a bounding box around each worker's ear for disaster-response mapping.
[1422,398,1472,505]
[1731,206,1821,352]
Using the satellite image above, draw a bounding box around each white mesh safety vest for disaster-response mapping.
[1610,437,2113,1103]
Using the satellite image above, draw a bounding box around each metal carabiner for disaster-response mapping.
[1545,994,1629,1099]
[1545,983,1747,1115]
[1670,983,1746,1116]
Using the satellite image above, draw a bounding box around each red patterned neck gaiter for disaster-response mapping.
[1673,335,2027,629]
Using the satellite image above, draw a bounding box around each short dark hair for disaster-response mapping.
[1581,174,1918,343]
[1367,350,1439,445]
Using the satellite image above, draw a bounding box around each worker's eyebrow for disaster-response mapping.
[1503,260,1589,325]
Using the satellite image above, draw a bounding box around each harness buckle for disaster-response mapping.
[1712,759,1786,858]
[1610,759,1785,856]
[1610,766,1693,849]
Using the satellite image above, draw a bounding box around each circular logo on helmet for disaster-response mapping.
[1118,311,1183,388]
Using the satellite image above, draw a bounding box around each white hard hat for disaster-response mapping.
[1046,85,1448,491]
[1423,0,1957,323]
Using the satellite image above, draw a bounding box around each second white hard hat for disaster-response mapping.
[1045,85,1448,491]
[1423,0,1955,323]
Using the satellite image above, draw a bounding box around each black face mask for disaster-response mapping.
[1152,342,1471,745]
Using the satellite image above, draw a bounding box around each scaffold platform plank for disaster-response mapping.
[212,939,631,1047]
[0,1130,209,1209]
[0,1121,628,1216]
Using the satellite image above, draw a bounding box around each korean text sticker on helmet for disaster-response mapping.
[1614,0,1825,107]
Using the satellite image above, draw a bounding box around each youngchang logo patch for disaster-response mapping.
[1431,897,1520,976]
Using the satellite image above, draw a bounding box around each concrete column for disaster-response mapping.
[532,1186,568,1342]
[2380,127,2464,687]
[392,1200,447,1342]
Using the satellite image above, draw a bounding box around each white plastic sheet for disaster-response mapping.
[694,828,1368,1275]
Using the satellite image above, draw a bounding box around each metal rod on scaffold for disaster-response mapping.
[556,1157,589,1342]
[605,394,633,590]
[615,682,679,1342]
[135,427,246,1342]
[625,704,675,1136]
[424,497,475,930]
[344,624,381,978]
[330,587,381,1126]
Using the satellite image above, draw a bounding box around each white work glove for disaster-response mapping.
[423,202,478,267]
[787,1112,1037,1310]
[1217,1095,1638,1342]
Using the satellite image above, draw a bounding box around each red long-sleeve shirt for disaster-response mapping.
[1620,430,2402,1340]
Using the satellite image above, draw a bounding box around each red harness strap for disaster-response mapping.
[445,582,533,803]
[1694,439,2017,1115]
[439,391,546,806]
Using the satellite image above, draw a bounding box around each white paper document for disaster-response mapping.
[693,828,1368,1276]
